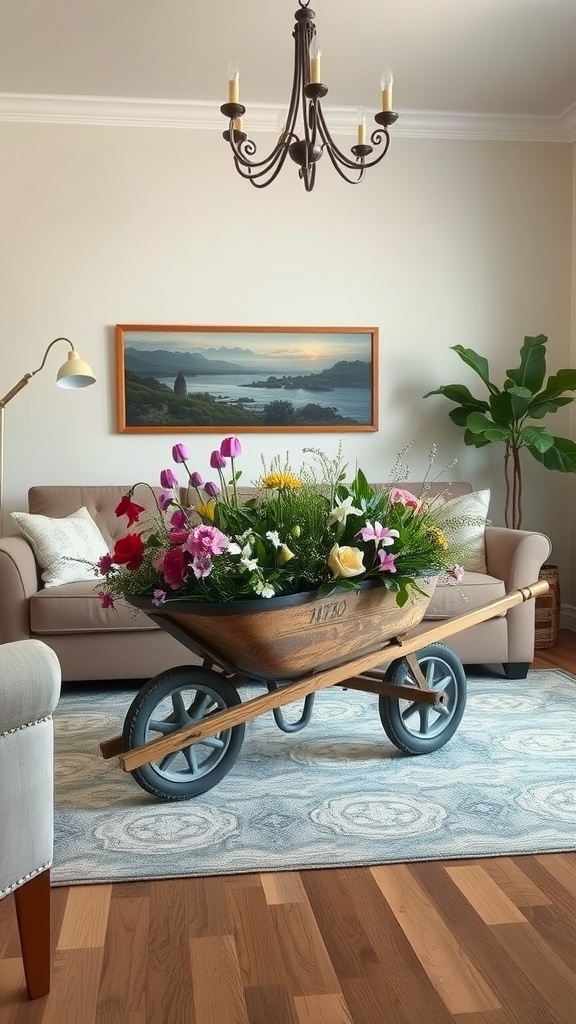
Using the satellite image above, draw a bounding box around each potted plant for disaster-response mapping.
[424,334,576,529]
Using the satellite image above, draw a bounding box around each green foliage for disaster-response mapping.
[424,334,576,527]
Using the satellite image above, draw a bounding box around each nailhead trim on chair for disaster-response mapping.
[0,714,52,738]
[0,861,53,899]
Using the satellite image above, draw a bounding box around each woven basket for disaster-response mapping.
[534,564,560,649]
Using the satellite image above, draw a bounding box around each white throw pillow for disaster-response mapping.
[11,506,110,588]
[434,489,490,573]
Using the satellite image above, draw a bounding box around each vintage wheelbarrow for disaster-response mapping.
[100,577,549,801]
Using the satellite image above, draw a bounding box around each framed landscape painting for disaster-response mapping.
[115,324,378,433]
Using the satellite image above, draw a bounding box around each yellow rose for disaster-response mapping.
[327,544,365,578]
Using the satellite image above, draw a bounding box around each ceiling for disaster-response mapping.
[1,0,576,127]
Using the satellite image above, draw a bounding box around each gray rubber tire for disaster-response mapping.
[122,665,245,800]
[378,643,467,754]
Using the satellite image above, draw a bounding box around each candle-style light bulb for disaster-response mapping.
[277,109,288,137]
[357,105,367,146]
[309,35,322,84]
[228,58,240,104]
[380,67,393,112]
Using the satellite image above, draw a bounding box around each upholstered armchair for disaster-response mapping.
[0,639,61,998]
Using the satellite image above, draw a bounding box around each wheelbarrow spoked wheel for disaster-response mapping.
[379,643,467,754]
[122,666,245,800]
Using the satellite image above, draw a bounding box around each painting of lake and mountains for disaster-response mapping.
[116,325,378,433]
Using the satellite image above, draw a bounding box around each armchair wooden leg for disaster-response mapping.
[13,868,51,998]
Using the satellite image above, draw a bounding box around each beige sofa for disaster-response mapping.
[0,483,551,683]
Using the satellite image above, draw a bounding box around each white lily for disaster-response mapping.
[327,495,363,526]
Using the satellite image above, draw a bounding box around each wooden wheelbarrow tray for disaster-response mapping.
[101,579,548,776]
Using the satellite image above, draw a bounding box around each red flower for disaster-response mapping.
[99,591,115,609]
[115,495,146,527]
[161,547,187,589]
[112,533,146,570]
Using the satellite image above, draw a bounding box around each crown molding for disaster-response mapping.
[1,92,575,143]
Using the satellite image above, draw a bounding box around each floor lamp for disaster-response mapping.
[0,337,96,536]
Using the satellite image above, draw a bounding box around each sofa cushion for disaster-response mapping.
[30,582,158,634]
[11,507,110,588]
[424,571,506,620]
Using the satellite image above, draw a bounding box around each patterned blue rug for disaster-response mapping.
[52,668,576,884]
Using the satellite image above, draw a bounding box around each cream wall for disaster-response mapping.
[0,122,573,602]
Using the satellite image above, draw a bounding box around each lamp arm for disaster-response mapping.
[0,338,75,409]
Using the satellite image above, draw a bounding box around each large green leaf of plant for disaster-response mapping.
[505,335,547,395]
[466,412,511,442]
[423,383,489,410]
[450,346,497,393]
[527,436,576,472]
[520,425,555,453]
[527,369,576,418]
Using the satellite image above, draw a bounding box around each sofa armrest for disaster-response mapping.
[0,536,40,643]
[484,526,551,591]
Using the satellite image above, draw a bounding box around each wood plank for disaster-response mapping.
[490,921,576,1023]
[95,893,149,1023]
[270,900,341,996]
[340,868,455,1024]
[371,864,501,1014]
[146,880,194,1024]
[294,993,355,1024]
[189,934,249,1024]
[187,875,234,938]
[260,871,309,906]
[41,948,105,1024]
[243,983,299,1024]
[227,883,289,988]
[301,870,381,981]
[57,885,112,950]
[481,857,552,907]
[445,865,527,925]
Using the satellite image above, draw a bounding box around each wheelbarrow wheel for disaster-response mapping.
[122,665,245,800]
[379,643,467,754]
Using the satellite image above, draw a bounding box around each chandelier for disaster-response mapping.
[219,0,398,192]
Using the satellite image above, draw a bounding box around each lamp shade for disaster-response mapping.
[56,351,96,390]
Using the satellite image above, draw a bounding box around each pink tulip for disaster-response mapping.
[190,471,204,487]
[210,450,227,469]
[220,436,242,458]
[204,481,220,498]
[160,468,179,489]
[172,443,190,464]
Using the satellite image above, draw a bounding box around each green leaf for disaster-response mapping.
[449,407,473,427]
[316,579,362,598]
[466,412,510,442]
[490,387,530,426]
[520,425,554,453]
[463,428,491,448]
[506,335,547,395]
[423,383,488,410]
[527,436,576,472]
[528,370,576,417]
[527,396,574,419]
[450,346,496,392]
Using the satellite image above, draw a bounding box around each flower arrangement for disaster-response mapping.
[97,438,470,611]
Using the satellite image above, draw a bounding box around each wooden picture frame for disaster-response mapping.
[115,324,378,434]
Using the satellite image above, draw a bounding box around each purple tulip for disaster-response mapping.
[172,443,190,464]
[158,490,175,511]
[204,481,220,499]
[220,436,242,458]
[190,470,204,487]
[160,468,179,489]
[210,450,227,469]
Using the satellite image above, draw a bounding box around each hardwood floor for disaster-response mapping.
[2,631,576,1023]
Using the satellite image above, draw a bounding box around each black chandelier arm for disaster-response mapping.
[322,143,366,185]
[229,133,296,186]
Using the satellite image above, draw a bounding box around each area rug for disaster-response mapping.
[52,669,576,885]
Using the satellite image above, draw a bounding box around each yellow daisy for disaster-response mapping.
[261,472,302,491]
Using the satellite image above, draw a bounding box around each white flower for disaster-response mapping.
[254,579,275,598]
[229,540,259,572]
[327,495,363,526]
[266,530,281,548]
